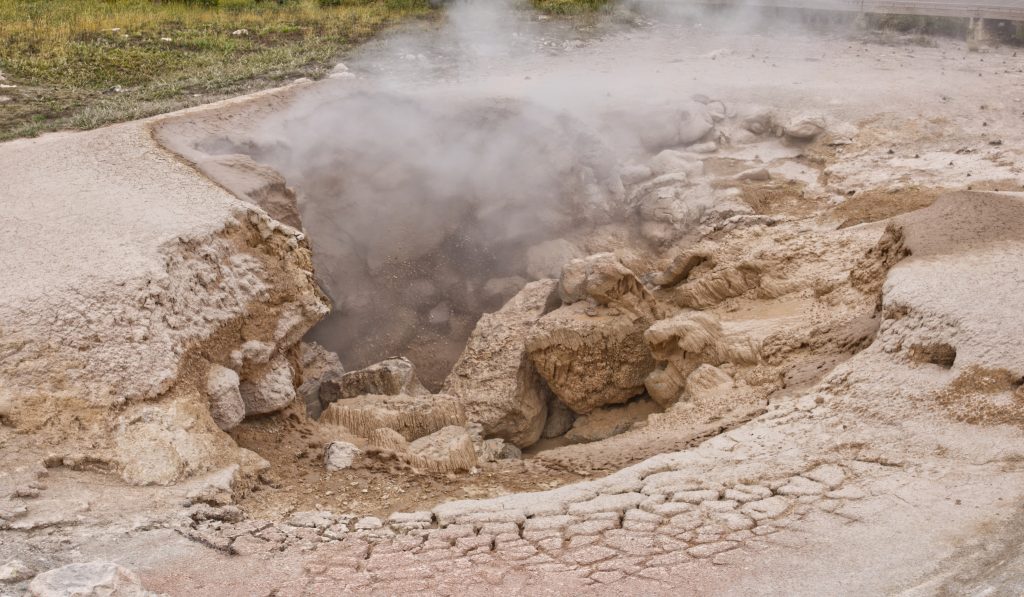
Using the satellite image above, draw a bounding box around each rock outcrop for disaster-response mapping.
[528,304,656,414]
[239,353,296,416]
[319,394,466,442]
[205,365,245,431]
[643,312,760,407]
[195,153,303,229]
[28,562,158,597]
[407,426,477,473]
[442,280,557,448]
[319,358,427,409]
[528,253,658,414]
[0,116,330,486]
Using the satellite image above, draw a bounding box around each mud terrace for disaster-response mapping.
[3,15,1024,597]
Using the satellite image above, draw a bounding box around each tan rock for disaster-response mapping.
[319,393,466,441]
[239,354,296,416]
[528,301,655,414]
[643,312,759,407]
[320,357,427,408]
[366,427,410,452]
[684,364,735,401]
[565,398,661,443]
[558,252,658,319]
[442,280,557,448]
[407,426,478,473]
[205,365,244,431]
[668,262,763,309]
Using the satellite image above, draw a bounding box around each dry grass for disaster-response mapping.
[0,0,435,140]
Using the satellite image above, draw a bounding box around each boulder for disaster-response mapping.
[783,114,826,141]
[319,393,466,442]
[525,239,584,280]
[541,397,576,439]
[115,400,252,486]
[205,365,245,431]
[319,357,427,409]
[300,341,344,380]
[527,301,655,414]
[564,397,660,443]
[643,312,759,407]
[636,183,714,246]
[663,261,764,309]
[557,252,658,319]
[239,354,295,416]
[442,280,558,448]
[477,437,523,462]
[324,441,362,471]
[28,562,157,597]
[407,426,477,473]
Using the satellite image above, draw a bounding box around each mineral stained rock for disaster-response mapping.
[442,280,558,448]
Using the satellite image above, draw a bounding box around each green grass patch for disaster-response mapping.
[0,0,435,141]
[531,0,611,16]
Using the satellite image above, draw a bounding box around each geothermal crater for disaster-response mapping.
[5,6,1024,595]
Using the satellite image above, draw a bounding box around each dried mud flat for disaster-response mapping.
[3,17,1024,597]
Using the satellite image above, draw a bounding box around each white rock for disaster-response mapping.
[287,510,335,529]
[784,114,826,140]
[648,150,704,178]
[324,441,361,471]
[0,559,34,583]
[355,516,383,530]
[777,476,826,496]
[28,562,156,596]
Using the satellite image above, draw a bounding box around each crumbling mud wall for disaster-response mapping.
[0,119,329,487]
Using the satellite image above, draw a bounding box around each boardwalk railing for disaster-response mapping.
[691,0,1024,21]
